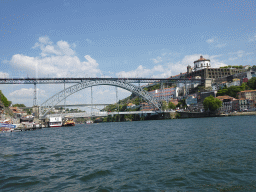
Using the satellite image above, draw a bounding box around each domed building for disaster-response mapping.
[185,55,245,80]
[194,55,211,71]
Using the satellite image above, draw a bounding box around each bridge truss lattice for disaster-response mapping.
[40,79,162,117]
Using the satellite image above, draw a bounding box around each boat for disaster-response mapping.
[63,116,75,126]
[86,119,93,124]
[49,117,62,127]
[0,122,16,132]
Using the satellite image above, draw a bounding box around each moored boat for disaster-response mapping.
[63,116,75,126]
[49,117,62,127]
[0,123,16,132]
[86,119,93,124]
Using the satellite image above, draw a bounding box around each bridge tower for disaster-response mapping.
[33,83,37,106]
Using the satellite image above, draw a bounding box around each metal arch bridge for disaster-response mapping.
[0,77,204,117]
[39,79,163,117]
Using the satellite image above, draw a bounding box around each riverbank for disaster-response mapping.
[220,111,256,117]
[176,111,256,119]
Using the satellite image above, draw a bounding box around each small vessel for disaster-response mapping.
[49,117,62,127]
[0,123,16,132]
[86,119,93,124]
[63,116,75,126]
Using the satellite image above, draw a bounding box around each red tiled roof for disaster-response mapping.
[216,95,235,100]
[240,90,256,93]
[194,55,210,63]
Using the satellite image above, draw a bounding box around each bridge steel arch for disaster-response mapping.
[40,80,161,117]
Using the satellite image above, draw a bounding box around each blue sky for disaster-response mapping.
[0,0,255,107]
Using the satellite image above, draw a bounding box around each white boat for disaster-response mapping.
[49,117,62,127]
[86,120,93,124]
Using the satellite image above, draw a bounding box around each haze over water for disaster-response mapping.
[1,116,256,191]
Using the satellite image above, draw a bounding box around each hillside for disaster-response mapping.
[0,90,13,117]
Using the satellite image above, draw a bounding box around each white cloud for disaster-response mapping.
[33,37,74,57]
[206,38,214,43]
[96,89,110,95]
[229,57,238,61]
[206,38,226,48]
[228,50,252,58]
[116,54,202,78]
[57,40,75,56]
[86,38,93,44]
[236,50,244,58]
[215,43,226,48]
[228,50,254,62]
[116,64,165,78]
[9,88,46,98]
[249,34,256,42]
[9,37,101,78]
[39,36,52,44]
[165,54,201,76]
[0,72,9,78]
[152,56,162,63]
[117,53,230,79]
[210,59,227,68]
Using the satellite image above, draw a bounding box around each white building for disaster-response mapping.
[194,55,211,71]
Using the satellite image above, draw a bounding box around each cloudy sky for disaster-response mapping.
[0,0,255,107]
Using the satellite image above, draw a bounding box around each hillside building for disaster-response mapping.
[193,55,211,71]
[237,90,256,109]
[185,55,245,79]
[216,95,236,112]
[148,87,179,103]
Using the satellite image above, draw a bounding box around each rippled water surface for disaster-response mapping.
[1,116,256,191]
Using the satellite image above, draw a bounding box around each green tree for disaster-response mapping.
[134,97,140,106]
[217,83,246,98]
[247,77,256,90]
[13,104,26,107]
[161,100,168,111]
[168,102,176,110]
[176,99,187,109]
[217,88,228,96]
[203,95,222,112]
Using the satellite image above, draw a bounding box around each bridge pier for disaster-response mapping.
[33,83,37,106]
[32,106,39,118]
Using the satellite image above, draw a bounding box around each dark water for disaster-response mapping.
[1,116,256,192]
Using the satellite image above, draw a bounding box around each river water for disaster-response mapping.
[1,116,256,191]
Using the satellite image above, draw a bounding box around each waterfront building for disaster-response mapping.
[237,90,256,108]
[232,100,240,112]
[216,95,236,112]
[237,90,256,102]
[238,98,254,111]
